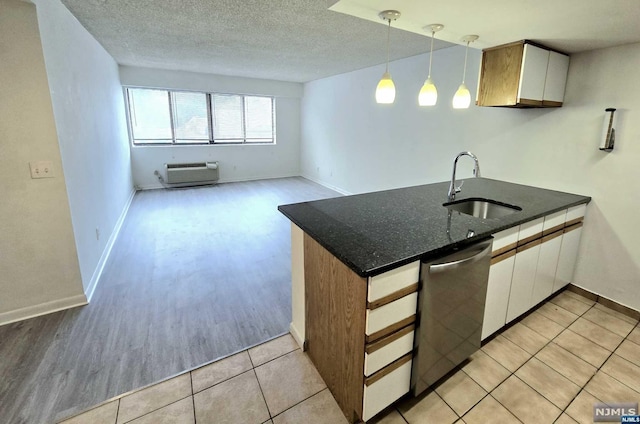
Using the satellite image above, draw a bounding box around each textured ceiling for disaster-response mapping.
[60,0,452,83]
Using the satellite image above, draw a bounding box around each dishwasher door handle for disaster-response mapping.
[428,240,492,274]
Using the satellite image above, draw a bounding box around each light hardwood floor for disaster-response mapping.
[0,177,339,424]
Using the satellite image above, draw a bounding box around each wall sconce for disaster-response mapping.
[375,10,401,104]
[452,35,479,109]
[600,108,617,151]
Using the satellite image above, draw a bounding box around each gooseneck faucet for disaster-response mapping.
[447,152,481,202]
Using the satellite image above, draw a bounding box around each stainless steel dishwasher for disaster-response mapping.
[411,238,493,396]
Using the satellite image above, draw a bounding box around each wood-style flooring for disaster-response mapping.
[0,177,339,424]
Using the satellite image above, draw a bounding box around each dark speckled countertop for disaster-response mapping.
[278,178,590,277]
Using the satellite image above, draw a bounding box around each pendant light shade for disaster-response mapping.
[375,10,401,104]
[419,24,443,106]
[452,35,478,109]
[376,71,396,104]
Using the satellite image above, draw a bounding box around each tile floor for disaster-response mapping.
[60,289,640,424]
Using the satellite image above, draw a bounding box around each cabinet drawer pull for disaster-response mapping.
[365,324,415,355]
[368,283,418,310]
[364,352,412,386]
[366,315,416,344]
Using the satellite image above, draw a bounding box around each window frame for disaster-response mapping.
[124,86,276,146]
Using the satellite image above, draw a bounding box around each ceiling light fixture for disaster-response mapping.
[418,24,444,106]
[376,10,401,104]
[452,35,479,109]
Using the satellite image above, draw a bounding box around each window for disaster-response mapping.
[126,88,275,145]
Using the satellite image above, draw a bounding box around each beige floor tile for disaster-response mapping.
[594,302,640,325]
[193,369,269,424]
[248,334,300,367]
[191,351,253,393]
[627,326,640,345]
[535,343,596,387]
[60,400,119,424]
[615,339,640,367]
[520,311,565,339]
[398,390,457,424]
[462,395,518,424]
[254,350,326,416]
[555,413,579,424]
[565,390,602,424]
[537,302,579,327]
[481,335,531,372]
[550,292,593,315]
[568,317,624,351]
[515,358,581,409]
[128,397,194,424]
[601,354,640,393]
[563,290,597,306]
[501,322,550,354]
[272,389,347,424]
[366,408,406,424]
[584,371,640,404]
[583,308,635,338]
[554,330,611,367]
[263,421,273,424]
[117,373,192,424]
[435,370,487,416]
[461,350,510,392]
[492,376,561,424]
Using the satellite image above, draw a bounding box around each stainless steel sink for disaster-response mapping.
[444,198,522,219]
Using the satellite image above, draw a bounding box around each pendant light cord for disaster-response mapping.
[461,41,470,83]
[385,19,391,72]
[428,31,435,78]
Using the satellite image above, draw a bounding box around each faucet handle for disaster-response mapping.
[455,180,464,193]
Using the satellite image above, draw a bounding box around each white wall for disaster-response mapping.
[33,0,135,301]
[120,66,303,189]
[0,0,84,321]
[301,43,640,311]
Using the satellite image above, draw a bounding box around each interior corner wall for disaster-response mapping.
[301,43,640,311]
[33,0,134,297]
[0,0,84,319]
[119,66,303,189]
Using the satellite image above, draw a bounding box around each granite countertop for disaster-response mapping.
[278,178,591,278]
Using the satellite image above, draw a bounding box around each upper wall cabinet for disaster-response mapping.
[476,40,570,108]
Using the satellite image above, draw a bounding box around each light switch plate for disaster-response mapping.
[29,161,54,179]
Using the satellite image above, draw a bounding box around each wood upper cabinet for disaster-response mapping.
[477,40,569,108]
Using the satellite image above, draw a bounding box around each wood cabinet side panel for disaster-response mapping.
[304,234,366,423]
[478,43,524,106]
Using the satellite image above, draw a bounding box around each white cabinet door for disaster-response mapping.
[531,232,563,305]
[518,44,549,102]
[543,51,570,103]
[554,225,583,292]
[482,253,516,340]
[506,242,541,323]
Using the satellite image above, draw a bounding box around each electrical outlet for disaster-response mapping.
[29,161,54,179]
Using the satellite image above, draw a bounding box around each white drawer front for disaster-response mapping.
[364,330,414,376]
[566,204,587,222]
[518,217,544,240]
[366,293,417,336]
[543,209,567,231]
[368,261,419,303]
[492,226,519,252]
[362,360,412,422]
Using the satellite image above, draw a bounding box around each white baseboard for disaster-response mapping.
[136,172,301,191]
[0,294,88,326]
[300,173,352,195]
[289,322,305,350]
[85,188,136,302]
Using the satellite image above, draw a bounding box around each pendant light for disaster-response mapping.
[418,24,444,106]
[452,35,479,109]
[375,10,401,104]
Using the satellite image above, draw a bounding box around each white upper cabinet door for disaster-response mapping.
[518,44,550,102]
[543,51,570,103]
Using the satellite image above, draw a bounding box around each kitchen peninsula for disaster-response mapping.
[278,178,590,423]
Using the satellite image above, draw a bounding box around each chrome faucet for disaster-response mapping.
[447,152,481,202]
